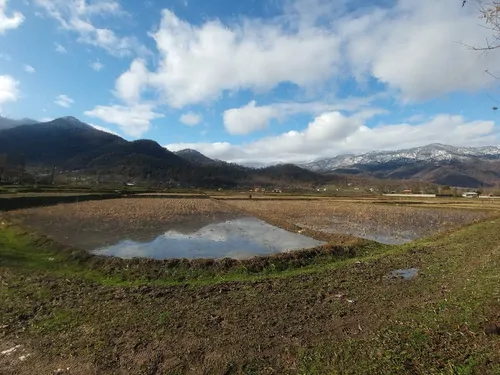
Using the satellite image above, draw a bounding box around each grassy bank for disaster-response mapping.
[1,218,500,374]
[0,221,387,285]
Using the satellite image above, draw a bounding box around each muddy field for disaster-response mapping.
[1,197,500,374]
[4,199,239,251]
[5,197,496,259]
[225,200,494,244]
[4,198,325,259]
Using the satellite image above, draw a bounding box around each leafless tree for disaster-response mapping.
[462,1,500,108]
[464,1,500,50]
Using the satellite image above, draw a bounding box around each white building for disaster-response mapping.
[462,192,478,198]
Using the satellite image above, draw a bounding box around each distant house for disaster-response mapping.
[462,192,478,198]
[402,189,412,194]
[125,182,135,187]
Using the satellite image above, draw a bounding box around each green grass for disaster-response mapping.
[297,221,500,374]
[1,216,500,374]
[0,222,392,287]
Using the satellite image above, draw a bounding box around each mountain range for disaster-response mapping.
[0,116,38,130]
[1,116,499,188]
[300,144,500,187]
[0,117,323,188]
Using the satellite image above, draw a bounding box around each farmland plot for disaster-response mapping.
[226,200,493,244]
[5,198,324,259]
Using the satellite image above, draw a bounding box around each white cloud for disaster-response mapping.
[0,0,24,35]
[90,61,104,71]
[114,58,150,103]
[222,96,384,135]
[223,101,280,135]
[339,0,500,100]
[0,75,20,110]
[55,43,67,53]
[166,112,498,164]
[34,0,148,57]
[84,104,164,137]
[112,0,500,110]
[24,64,35,74]
[179,112,202,126]
[40,117,54,122]
[54,94,74,108]
[89,123,120,136]
[115,8,341,108]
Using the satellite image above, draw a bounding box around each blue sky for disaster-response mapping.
[0,0,499,163]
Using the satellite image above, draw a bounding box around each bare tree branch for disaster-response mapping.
[464,1,500,50]
[463,2,500,108]
[485,69,500,79]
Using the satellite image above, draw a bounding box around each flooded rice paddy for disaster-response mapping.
[93,217,325,260]
[5,199,325,260]
[225,200,493,245]
[4,197,494,259]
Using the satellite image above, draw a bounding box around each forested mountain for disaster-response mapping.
[0,117,323,188]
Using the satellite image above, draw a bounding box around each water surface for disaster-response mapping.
[388,268,419,280]
[93,217,326,260]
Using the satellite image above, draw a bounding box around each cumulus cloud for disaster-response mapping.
[54,43,67,53]
[222,96,382,135]
[34,0,148,57]
[84,104,164,137]
[115,8,341,108]
[54,94,74,108]
[0,75,20,110]
[112,0,500,110]
[179,112,202,126]
[114,58,150,103]
[90,61,104,71]
[24,64,35,74]
[166,113,498,164]
[339,0,500,100]
[223,101,281,135]
[0,0,24,35]
[74,1,500,146]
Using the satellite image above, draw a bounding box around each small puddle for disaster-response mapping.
[92,217,326,260]
[388,268,419,280]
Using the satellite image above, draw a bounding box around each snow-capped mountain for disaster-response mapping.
[300,143,500,172]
